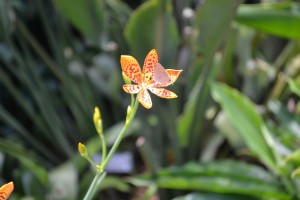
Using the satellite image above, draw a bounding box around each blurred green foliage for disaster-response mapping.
[1,0,300,199]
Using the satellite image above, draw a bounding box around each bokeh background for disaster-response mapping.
[1,0,300,199]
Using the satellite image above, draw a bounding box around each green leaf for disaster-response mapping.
[288,78,300,97]
[192,0,242,57]
[211,82,276,169]
[177,52,221,148]
[124,0,179,66]
[236,3,300,39]
[158,177,286,199]
[173,193,260,200]
[177,0,241,148]
[53,0,104,39]
[158,160,277,185]
[130,161,289,199]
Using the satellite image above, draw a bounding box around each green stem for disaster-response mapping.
[85,156,98,170]
[101,99,139,169]
[83,172,107,200]
[131,93,135,108]
[100,133,107,164]
[83,98,139,199]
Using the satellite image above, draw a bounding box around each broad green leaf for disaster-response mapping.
[157,177,287,199]
[236,3,300,39]
[158,160,277,185]
[173,192,259,200]
[192,0,242,57]
[288,78,300,97]
[211,82,276,169]
[124,0,179,66]
[177,52,222,149]
[53,0,104,39]
[129,161,289,199]
[177,0,241,148]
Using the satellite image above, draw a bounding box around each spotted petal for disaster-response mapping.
[0,182,14,200]
[152,69,183,87]
[123,84,142,94]
[121,55,143,84]
[137,89,152,109]
[148,87,178,98]
[143,49,158,82]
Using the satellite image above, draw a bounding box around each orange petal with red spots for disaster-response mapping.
[0,182,14,200]
[137,89,152,109]
[121,55,143,84]
[143,49,158,82]
[152,69,183,87]
[123,84,142,94]
[149,87,178,99]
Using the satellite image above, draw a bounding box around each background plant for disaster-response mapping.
[1,0,300,199]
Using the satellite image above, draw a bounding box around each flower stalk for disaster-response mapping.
[78,143,99,170]
[93,107,106,165]
[82,99,139,200]
[102,99,139,169]
[80,49,181,199]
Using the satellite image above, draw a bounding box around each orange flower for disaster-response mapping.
[121,49,182,109]
[0,182,14,200]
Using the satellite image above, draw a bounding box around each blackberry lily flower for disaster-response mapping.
[121,49,182,109]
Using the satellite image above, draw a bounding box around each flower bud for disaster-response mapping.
[93,107,103,135]
[126,105,132,124]
[78,142,88,157]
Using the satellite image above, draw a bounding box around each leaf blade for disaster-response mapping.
[236,3,300,39]
[211,82,276,169]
